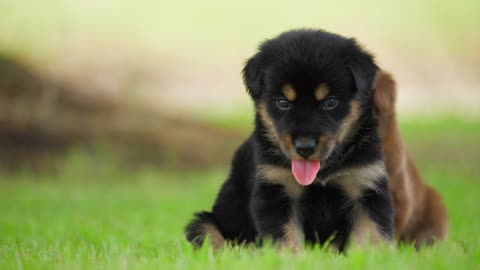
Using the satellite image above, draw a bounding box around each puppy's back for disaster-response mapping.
[374,70,448,247]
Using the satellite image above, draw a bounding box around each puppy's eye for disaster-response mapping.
[276,98,291,110]
[323,97,339,109]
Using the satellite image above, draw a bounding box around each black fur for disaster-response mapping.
[185,211,218,246]
[185,29,394,251]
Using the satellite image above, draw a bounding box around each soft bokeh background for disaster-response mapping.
[1,0,479,170]
[0,1,479,268]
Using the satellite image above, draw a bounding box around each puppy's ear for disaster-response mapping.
[347,39,379,102]
[243,52,266,99]
[373,70,397,116]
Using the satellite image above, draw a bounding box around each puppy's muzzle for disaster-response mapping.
[294,137,316,159]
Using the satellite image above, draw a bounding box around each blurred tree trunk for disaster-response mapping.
[0,56,244,172]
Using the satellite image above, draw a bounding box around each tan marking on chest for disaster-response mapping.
[257,164,304,199]
[257,164,305,249]
[328,161,387,200]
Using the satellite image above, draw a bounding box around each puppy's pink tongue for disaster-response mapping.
[291,160,321,186]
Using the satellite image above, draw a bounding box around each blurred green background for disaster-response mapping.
[0,1,479,269]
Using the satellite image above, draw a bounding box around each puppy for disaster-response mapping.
[185,29,394,251]
[374,70,448,247]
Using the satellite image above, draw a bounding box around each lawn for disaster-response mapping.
[1,1,479,268]
[1,117,479,269]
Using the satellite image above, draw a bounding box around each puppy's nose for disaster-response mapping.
[294,137,316,158]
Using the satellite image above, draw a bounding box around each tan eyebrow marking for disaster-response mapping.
[282,84,297,101]
[315,83,329,101]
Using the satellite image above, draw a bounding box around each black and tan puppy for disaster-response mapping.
[185,29,394,251]
[374,70,448,247]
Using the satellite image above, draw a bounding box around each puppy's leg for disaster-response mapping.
[283,204,304,250]
[351,182,394,246]
[390,170,415,238]
[409,186,449,248]
[185,211,225,249]
[185,175,257,249]
[250,183,304,250]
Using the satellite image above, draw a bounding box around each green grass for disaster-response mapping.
[1,117,480,269]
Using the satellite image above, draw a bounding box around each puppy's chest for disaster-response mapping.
[296,186,354,242]
[256,162,386,242]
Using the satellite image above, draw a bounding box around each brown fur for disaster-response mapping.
[258,102,281,146]
[257,164,305,249]
[257,164,304,199]
[283,134,303,160]
[260,99,361,164]
[337,100,360,143]
[308,101,361,163]
[203,223,226,249]
[312,134,336,163]
[282,84,297,101]
[314,83,329,101]
[374,70,448,247]
[331,161,387,200]
[352,208,386,246]
[283,211,304,250]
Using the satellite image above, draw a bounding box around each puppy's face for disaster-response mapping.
[257,64,360,162]
[244,30,378,184]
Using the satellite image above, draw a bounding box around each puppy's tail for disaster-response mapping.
[185,211,225,249]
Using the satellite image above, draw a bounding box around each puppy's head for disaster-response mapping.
[243,29,378,185]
